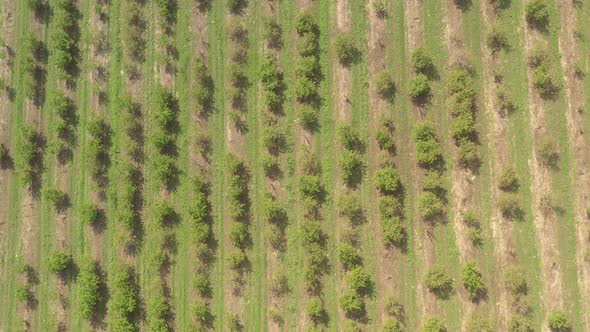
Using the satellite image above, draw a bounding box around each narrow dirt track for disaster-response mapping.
[443,0,476,324]
[366,0,397,328]
[404,0,438,321]
[555,0,590,328]
[522,11,564,321]
[479,1,519,330]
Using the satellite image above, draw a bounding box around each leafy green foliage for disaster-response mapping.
[15,125,43,187]
[408,73,430,100]
[547,310,571,331]
[339,289,364,317]
[78,260,102,320]
[525,0,549,28]
[335,33,359,66]
[374,166,401,195]
[498,166,519,192]
[411,48,434,75]
[418,192,445,222]
[307,297,326,323]
[498,194,522,219]
[461,262,486,301]
[337,194,364,225]
[79,203,101,226]
[339,124,364,151]
[375,72,395,101]
[147,284,172,332]
[338,243,362,270]
[347,267,372,295]
[340,151,367,187]
[108,264,139,332]
[46,251,73,274]
[412,122,442,168]
[383,317,402,332]
[505,266,528,296]
[44,187,68,210]
[508,315,533,332]
[538,139,560,169]
[424,266,453,298]
[422,317,447,332]
[382,217,405,247]
[51,0,80,81]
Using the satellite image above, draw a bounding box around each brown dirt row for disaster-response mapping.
[555,0,590,328]
[479,1,519,330]
[522,11,564,318]
[404,0,438,321]
[365,0,399,328]
[259,1,284,331]
[443,0,476,325]
[333,0,353,326]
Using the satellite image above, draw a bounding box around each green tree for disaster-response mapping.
[547,310,571,331]
[78,260,102,320]
[424,266,453,298]
[422,317,447,332]
[409,74,430,101]
[47,251,73,274]
[461,262,486,301]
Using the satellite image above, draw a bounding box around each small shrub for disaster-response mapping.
[47,251,73,274]
[339,124,364,151]
[263,18,282,48]
[498,166,519,192]
[411,48,434,75]
[337,194,364,225]
[384,296,404,318]
[498,194,521,219]
[466,313,492,332]
[505,266,527,295]
[538,140,560,168]
[295,13,317,36]
[461,262,486,301]
[525,0,549,28]
[79,203,101,226]
[457,141,481,170]
[226,0,246,14]
[409,73,431,101]
[462,210,478,227]
[424,266,453,298]
[193,274,211,297]
[487,26,508,52]
[299,105,318,130]
[547,310,571,331]
[229,222,251,249]
[413,122,442,167]
[227,313,242,332]
[335,33,359,66]
[374,166,401,194]
[508,315,533,332]
[340,151,367,187]
[422,317,447,332]
[373,1,387,18]
[375,72,395,100]
[270,273,290,297]
[45,188,68,210]
[422,170,446,194]
[383,317,402,332]
[418,192,445,222]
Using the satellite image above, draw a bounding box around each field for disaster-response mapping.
[0,0,589,331]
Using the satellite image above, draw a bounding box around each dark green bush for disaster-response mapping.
[382,217,405,247]
[295,13,317,36]
[508,315,533,332]
[227,0,246,14]
[263,18,282,48]
[340,150,366,187]
[108,265,139,331]
[457,141,481,169]
[147,285,171,332]
[383,317,402,332]
[294,76,317,102]
[384,297,404,318]
[79,203,101,226]
[298,32,319,57]
[300,220,322,245]
[230,222,251,249]
[299,175,322,201]
[378,196,403,219]
[15,125,42,187]
[339,124,364,151]
[413,122,442,167]
[347,267,372,294]
[306,297,326,323]
[299,104,318,130]
[422,170,446,195]
[45,188,68,210]
[337,193,364,225]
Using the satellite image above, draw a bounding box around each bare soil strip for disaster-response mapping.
[479,1,519,330]
[404,0,438,320]
[443,0,476,323]
[366,0,399,327]
[522,12,564,316]
[555,0,590,328]
[333,0,353,326]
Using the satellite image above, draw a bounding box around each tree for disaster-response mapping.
[270,273,290,297]
[375,72,395,100]
[413,122,442,167]
[374,166,401,195]
[227,313,242,332]
[498,194,521,219]
[108,264,139,332]
[307,297,326,323]
[335,33,359,66]
[226,0,246,14]
[78,260,102,320]
[508,315,533,332]
[505,266,527,296]
[466,313,492,332]
[498,166,519,192]
[47,251,73,274]
[422,170,446,195]
[263,18,282,49]
[547,310,571,331]
[339,289,364,317]
[382,217,405,247]
[337,194,364,225]
[338,243,362,270]
[409,74,430,101]
[486,26,508,52]
[383,318,402,332]
[461,262,486,301]
[457,140,480,169]
[373,1,387,19]
[411,48,434,75]
[45,188,68,210]
[418,192,445,222]
[525,0,549,28]
[229,222,251,249]
[295,13,317,36]
[299,104,318,130]
[424,266,453,298]
[347,267,372,295]
[340,151,367,187]
[379,196,403,219]
[384,296,404,318]
[339,124,364,151]
[422,317,447,332]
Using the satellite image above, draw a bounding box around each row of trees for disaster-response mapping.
[22,34,47,106]
[51,0,80,83]
[151,87,179,189]
[227,19,250,129]
[295,12,321,130]
[447,66,481,170]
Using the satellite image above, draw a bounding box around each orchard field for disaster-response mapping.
[0,0,589,331]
